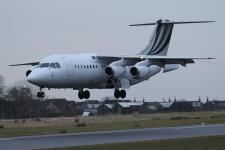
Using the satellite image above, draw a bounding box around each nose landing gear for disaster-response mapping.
[78,89,90,99]
[37,91,45,98]
[37,88,45,98]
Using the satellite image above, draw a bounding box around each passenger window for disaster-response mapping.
[55,63,61,68]
[90,65,92,68]
[87,65,89,68]
[74,65,76,68]
[40,63,49,68]
[50,63,56,68]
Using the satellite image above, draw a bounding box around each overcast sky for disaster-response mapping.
[0,0,225,101]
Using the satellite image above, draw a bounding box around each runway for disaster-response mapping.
[1,123,225,150]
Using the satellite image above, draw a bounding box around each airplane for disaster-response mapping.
[10,19,215,99]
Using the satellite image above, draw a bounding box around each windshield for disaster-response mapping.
[55,63,61,68]
[39,62,61,68]
[40,63,49,68]
[50,63,56,68]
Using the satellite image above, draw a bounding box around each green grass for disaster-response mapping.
[0,111,225,138]
[44,135,225,150]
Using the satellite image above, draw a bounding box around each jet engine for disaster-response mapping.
[130,66,150,78]
[130,65,162,79]
[105,66,125,78]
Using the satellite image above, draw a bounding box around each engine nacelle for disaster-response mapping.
[163,64,179,73]
[130,65,161,79]
[105,66,125,78]
[130,66,150,78]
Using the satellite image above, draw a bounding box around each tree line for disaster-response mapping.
[0,74,38,101]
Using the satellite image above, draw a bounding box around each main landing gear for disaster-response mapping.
[78,89,90,99]
[114,89,126,99]
[37,88,45,98]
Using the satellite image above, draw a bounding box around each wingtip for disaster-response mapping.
[208,57,216,59]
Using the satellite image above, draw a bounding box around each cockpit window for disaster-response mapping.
[50,63,56,68]
[40,63,49,68]
[55,63,61,68]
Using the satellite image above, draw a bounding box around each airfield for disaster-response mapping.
[0,123,225,150]
[0,111,225,150]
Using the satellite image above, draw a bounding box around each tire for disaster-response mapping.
[41,92,45,98]
[37,92,41,98]
[84,90,90,99]
[120,90,126,99]
[78,92,83,99]
[114,90,120,99]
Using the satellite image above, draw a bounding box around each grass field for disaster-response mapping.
[44,135,225,150]
[0,111,225,138]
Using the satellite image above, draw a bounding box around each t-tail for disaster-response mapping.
[130,19,215,56]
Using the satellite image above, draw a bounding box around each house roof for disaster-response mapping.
[104,99,132,104]
[105,104,114,109]
[118,102,144,108]
[87,104,100,109]
[160,102,174,108]
[46,102,60,113]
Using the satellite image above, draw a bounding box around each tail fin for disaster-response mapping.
[130,19,215,56]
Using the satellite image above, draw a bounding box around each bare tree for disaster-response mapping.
[0,74,5,97]
[6,80,39,101]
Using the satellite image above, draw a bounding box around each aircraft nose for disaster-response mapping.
[27,72,39,85]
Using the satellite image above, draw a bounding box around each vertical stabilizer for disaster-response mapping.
[130,19,215,56]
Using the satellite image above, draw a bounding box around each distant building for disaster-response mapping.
[44,99,77,117]
[113,101,144,114]
[204,100,225,111]
[160,101,174,111]
[75,100,100,115]
[142,102,162,113]
[191,101,203,111]
[168,99,203,112]
[46,102,60,114]
[98,104,114,114]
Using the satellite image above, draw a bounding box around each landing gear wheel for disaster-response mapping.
[41,92,45,98]
[78,92,84,99]
[84,90,90,99]
[37,92,45,98]
[37,92,41,98]
[114,89,120,99]
[120,89,126,99]
[114,89,126,99]
[78,89,90,99]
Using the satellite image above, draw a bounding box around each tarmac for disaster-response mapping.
[0,123,225,150]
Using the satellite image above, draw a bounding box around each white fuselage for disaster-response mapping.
[27,53,161,90]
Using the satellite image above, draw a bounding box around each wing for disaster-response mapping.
[9,62,40,66]
[96,54,215,66]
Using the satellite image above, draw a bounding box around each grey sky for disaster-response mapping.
[0,0,225,101]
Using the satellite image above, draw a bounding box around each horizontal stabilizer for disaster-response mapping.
[129,20,215,26]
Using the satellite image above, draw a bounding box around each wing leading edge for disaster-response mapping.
[96,54,215,66]
[9,62,40,66]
